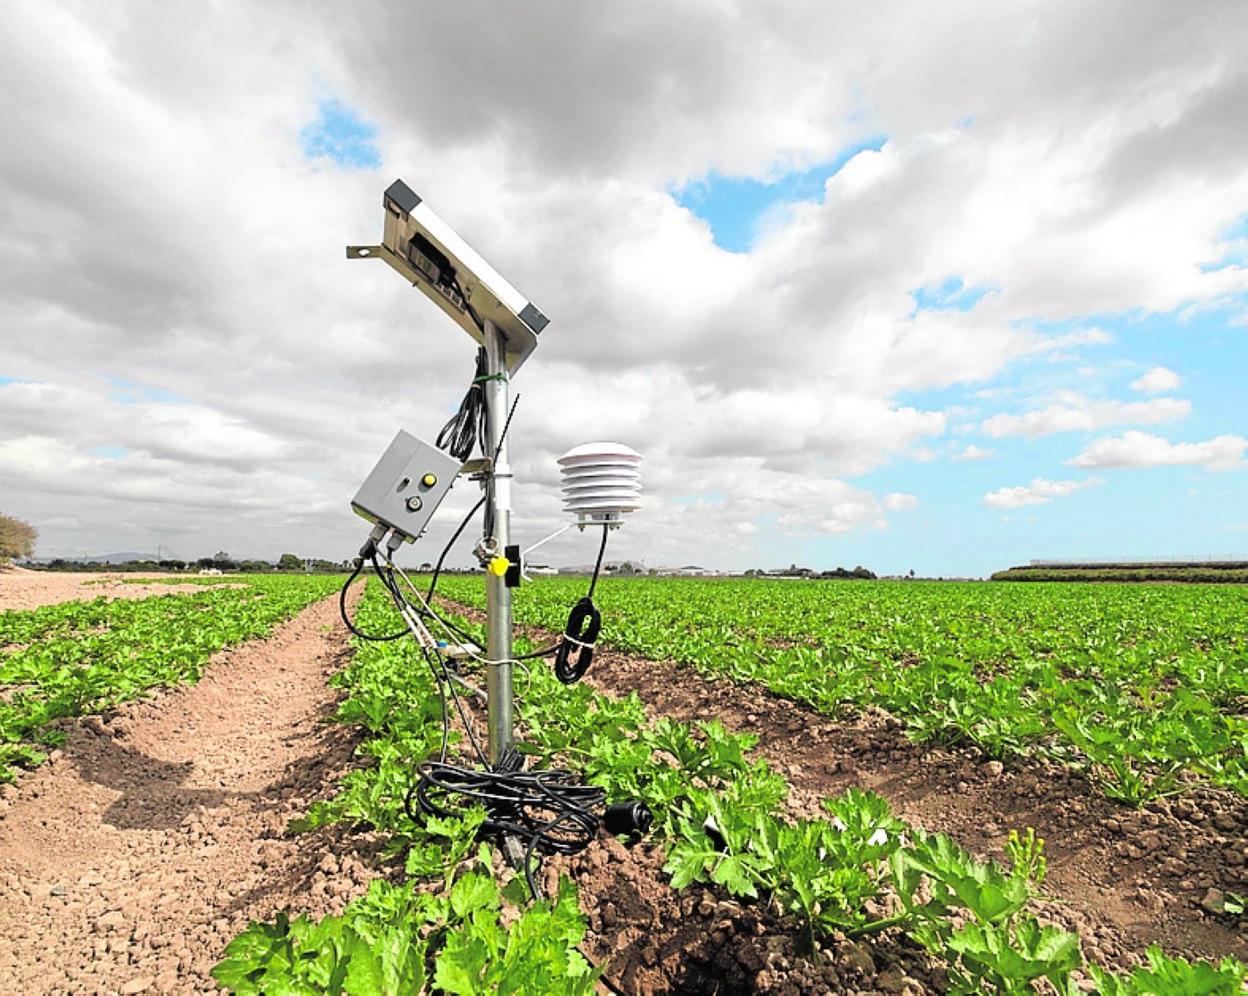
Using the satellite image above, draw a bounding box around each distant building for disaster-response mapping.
[653,565,720,577]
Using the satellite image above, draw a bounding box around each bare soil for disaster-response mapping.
[0,593,373,995]
[0,570,218,612]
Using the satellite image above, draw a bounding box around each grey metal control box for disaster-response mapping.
[351,430,462,542]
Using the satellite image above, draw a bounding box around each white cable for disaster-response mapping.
[385,555,532,670]
[382,555,543,735]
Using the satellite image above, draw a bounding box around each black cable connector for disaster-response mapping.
[604,801,653,838]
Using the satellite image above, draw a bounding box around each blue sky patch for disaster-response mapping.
[301,99,381,169]
[675,135,887,253]
[1221,213,1248,241]
[91,445,132,460]
[1200,213,1248,271]
[107,376,192,406]
[912,276,994,313]
[668,490,728,506]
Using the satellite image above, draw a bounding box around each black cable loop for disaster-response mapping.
[408,760,606,898]
[553,524,609,683]
[436,348,489,462]
[338,555,407,641]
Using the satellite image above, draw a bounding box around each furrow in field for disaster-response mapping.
[0,592,373,994]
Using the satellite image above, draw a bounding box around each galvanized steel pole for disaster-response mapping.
[482,320,514,766]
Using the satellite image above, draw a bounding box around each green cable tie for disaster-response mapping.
[472,373,508,384]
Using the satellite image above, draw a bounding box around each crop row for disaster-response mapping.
[215,580,1248,993]
[0,575,343,782]
[430,576,1248,805]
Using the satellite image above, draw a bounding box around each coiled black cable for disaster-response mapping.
[553,597,601,683]
[553,525,609,683]
[407,760,605,899]
[436,348,489,462]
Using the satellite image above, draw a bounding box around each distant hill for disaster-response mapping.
[92,551,160,565]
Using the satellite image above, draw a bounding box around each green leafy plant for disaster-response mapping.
[433,573,1248,804]
[890,831,1081,993]
[1090,945,1248,995]
[216,578,1248,993]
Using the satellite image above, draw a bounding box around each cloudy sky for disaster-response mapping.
[2,1,1246,576]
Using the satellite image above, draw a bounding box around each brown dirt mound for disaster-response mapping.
[0,592,373,995]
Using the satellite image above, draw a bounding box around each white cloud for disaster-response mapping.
[953,444,994,461]
[983,477,1104,509]
[1069,431,1247,471]
[883,492,919,511]
[981,393,1190,438]
[1,2,1246,567]
[1130,365,1183,393]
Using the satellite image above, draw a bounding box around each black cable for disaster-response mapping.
[371,556,489,770]
[451,276,485,334]
[418,643,452,765]
[436,348,489,462]
[427,494,486,604]
[552,525,609,683]
[587,523,609,599]
[410,761,605,899]
[338,552,407,641]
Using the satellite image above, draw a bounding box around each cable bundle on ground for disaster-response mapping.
[408,759,606,897]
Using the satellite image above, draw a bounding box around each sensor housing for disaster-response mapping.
[351,430,461,543]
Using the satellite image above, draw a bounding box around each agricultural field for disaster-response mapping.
[993,564,1248,584]
[1,571,1246,993]
[218,577,1247,993]
[434,577,1248,805]
[0,573,343,783]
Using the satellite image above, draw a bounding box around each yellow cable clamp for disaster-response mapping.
[488,556,510,577]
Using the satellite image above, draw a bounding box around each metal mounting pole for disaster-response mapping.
[482,320,513,766]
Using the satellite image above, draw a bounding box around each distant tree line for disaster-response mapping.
[0,513,38,564]
[744,564,877,580]
[25,550,348,574]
